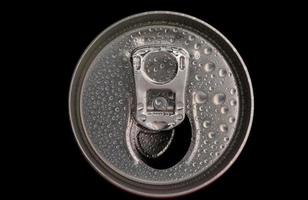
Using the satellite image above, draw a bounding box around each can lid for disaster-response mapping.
[69,11,254,197]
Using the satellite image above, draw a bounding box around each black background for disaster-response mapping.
[5,0,304,198]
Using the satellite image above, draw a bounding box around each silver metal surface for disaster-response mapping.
[133,45,189,130]
[69,11,254,197]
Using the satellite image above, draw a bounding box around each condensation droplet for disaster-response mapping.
[220,106,229,114]
[194,43,201,49]
[224,137,230,142]
[208,132,216,139]
[172,28,178,32]
[213,93,226,105]
[204,62,215,72]
[203,120,211,128]
[204,46,212,55]
[219,69,227,77]
[194,91,207,104]
[195,74,201,81]
[219,124,228,132]
[229,116,236,123]
[230,88,236,95]
[194,51,200,60]
[188,35,195,41]
[230,99,237,106]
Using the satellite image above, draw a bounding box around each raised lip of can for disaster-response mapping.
[69,11,254,198]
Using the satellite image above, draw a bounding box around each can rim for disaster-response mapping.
[69,11,254,198]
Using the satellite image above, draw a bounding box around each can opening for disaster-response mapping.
[134,115,191,169]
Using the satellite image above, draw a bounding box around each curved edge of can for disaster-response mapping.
[69,10,254,198]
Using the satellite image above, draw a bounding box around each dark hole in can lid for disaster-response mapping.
[135,115,192,169]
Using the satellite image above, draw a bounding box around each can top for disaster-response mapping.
[69,11,254,197]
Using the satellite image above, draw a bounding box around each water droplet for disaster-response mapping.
[199,106,204,111]
[203,120,211,128]
[230,88,236,95]
[204,62,215,72]
[188,35,195,41]
[220,106,229,114]
[172,28,178,32]
[219,124,228,132]
[224,137,230,142]
[194,91,207,104]
[208,132,216,139]
[195,74,201,81]
[115,107,120,112]
[230,99,237,106]
[184,40,190,45]
[213,93,226,105]
[219,69,227,77]
[204,46,212,55]
[194,51,200,60]
[229,116,235,123]
[194,43,201,49]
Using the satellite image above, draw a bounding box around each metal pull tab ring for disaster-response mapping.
[132,45,189,130]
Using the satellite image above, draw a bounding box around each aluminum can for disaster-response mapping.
[69,11,254,197]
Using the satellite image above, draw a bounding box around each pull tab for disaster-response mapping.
[132,45,189,131]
